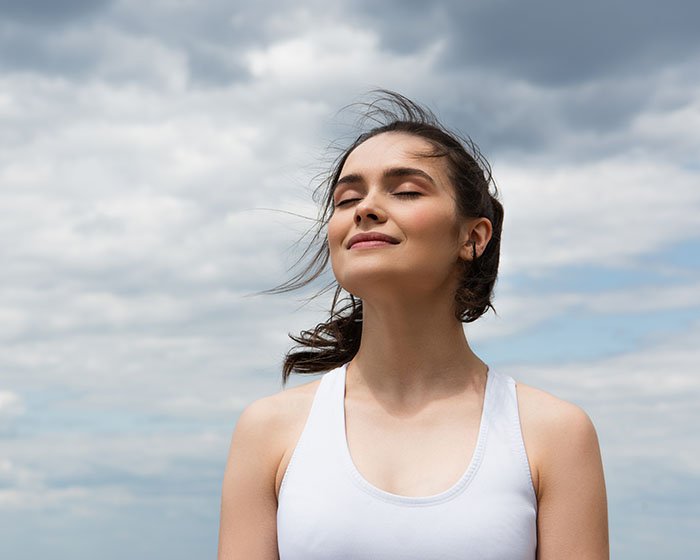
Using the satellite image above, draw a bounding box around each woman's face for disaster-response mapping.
[327,132,471,300]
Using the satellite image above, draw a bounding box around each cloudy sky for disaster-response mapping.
[1,0,699,558]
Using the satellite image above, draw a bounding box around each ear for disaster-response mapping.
[459,217,493,261]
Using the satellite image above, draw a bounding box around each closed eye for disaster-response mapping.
[334,198,361,207]
[334,192,422,208]
[394,192,422,199]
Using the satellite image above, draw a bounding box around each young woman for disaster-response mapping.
[218,92,609,559]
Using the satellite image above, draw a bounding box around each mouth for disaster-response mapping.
[347,232,400,249]
[349,240,397,250]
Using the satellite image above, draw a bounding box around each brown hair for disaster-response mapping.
[261,90,503,385]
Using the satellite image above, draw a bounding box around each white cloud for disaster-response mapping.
[0,392,24,418]
[0,431,225,513]
[498,157,700,273]
[583,281,700,313]
[245,22,444,95]
[469,278,700,345]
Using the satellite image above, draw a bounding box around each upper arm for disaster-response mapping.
[217,397,283,560]
[518,384,609,559]
[535,402,609,560]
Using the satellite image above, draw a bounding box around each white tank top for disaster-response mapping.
[277,362,538,559]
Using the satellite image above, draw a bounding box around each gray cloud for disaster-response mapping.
[0,0,112,25]
[2,0,698,158]
[0,0,335,85]
[325,0,700,158]
[352,0,700,86]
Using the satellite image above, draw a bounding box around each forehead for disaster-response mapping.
[341,132,448,177]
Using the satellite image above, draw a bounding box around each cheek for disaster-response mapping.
[408,208,438,230]
[327,216,345,253]
[409,207,458,241]
[326,217,348,283]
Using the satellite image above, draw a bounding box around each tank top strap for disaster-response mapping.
[484,368,538,502]
[277,364,346,501]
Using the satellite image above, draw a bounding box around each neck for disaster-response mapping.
[346,294,488,407]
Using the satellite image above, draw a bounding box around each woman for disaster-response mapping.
[218,91,609,559]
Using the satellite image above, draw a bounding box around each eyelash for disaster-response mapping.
[334,192,422,207]
[395,192,422,199]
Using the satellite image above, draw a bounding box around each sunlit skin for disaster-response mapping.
[327,132,493,403]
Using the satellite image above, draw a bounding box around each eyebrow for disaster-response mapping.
[335,167,437,188]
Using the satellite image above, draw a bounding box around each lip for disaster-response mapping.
[347,232,400,249]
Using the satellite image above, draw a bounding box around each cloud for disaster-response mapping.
[351,0,700,86]
[0,392,24,420]
[0,0,112,25]
[497,156,700,273]
[0,429,224,509]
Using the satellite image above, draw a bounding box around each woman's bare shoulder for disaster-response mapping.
[237,377,324,499]
[515,381,601,498]
[241,377,323,433]
[515,381,592,423]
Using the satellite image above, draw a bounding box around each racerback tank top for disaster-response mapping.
[277,362,538,559]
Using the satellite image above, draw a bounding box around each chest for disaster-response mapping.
[276,370,539,559]
[277,395,539,560]
[344,398,483,497]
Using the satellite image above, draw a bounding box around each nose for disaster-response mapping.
[354,192,386,224]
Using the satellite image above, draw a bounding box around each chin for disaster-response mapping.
[340,265,454,299]
[335,266,426,299]
[334,267,406,296]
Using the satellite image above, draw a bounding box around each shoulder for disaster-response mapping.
[232,376,324,471]
[233,376,324,501]
[515,381,595,431]
[514,381,602,499]
[223,375,323,472]
[236,377,323,444]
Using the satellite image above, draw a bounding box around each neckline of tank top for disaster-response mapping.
[336,361,496,507]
